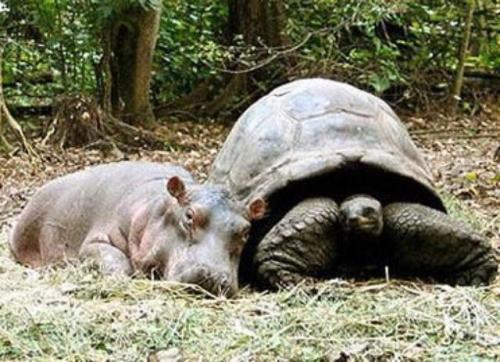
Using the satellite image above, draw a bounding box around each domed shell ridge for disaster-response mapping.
[209,92,297,198]
[210,78,443,210]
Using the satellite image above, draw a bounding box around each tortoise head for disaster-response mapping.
[339,194,384,238]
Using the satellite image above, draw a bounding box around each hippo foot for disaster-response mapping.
[254,197,339,289]
[79,233,133,276]
[383,203,498,286]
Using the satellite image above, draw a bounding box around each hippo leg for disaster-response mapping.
[383,203,498,286]
[79,233,133,276]
[253,198,339,289]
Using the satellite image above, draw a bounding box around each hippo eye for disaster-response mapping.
[186,208,194,220]
[239,226,250,241]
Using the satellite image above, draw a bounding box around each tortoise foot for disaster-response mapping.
[254,197,340,289]
[383,202,498,286]
[444,251,497,286]
[266,269,320,289]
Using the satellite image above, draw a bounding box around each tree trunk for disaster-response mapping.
[199,0,289,115]
[469,0,488,56]
[0,45,36,155]
[450,0,475,114]
[107,6,161,127]
[227,0,290,47]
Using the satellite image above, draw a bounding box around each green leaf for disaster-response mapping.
[465,172,478,182]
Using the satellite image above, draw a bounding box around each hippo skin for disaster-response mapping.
[9,161,266,296]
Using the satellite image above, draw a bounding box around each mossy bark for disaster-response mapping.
[106,7,161,127]
[227,0,290,47]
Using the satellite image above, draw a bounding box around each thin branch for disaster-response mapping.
[203,33,312,75]
[411,127,499,138]
[0,44,37,157]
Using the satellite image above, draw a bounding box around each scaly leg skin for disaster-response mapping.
[253,198,340,289]
[383,203,498,286]
[79,233,133,276]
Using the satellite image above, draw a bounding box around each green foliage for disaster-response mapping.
[3,0,99,107]
[286,1,461,101]
[153,0,227,102]
[88,0,161,25]
[1,0,498,113]
[1,0,162,106]
[283,0,498,106]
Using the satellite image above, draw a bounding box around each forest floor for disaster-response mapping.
[0,107,498,361]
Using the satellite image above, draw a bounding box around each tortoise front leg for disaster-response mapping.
[253,198,340,289]
[383,203,498,286]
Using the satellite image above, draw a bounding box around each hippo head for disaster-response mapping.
[133,176,266,297]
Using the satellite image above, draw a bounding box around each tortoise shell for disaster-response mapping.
[210,78,444,212]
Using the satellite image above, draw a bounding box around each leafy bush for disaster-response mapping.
[285,0,498,106]
[1,0,498,113]
[152,0,227,103]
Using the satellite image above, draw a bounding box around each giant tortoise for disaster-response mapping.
[209,78,497,288]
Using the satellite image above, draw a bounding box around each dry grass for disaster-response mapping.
[0,221,499,361]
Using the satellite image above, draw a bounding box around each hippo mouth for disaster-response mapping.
[165,263,237,297]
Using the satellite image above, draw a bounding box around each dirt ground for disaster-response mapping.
[1,109,499,247]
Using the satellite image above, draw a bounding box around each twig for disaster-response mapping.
[203,33,312,75]
[452,133,500,139]
[411,127,500,136]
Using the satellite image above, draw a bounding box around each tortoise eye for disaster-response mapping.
[362,207,376,217]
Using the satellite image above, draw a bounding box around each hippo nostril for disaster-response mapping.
[207,272,235,297]
[217,273,228,286]
[218,273,236,296]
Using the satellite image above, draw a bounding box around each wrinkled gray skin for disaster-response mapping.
[10,162,265,296]
[209,78,498,288]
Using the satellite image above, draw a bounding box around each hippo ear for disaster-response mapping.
[247,197,267,220]
[167,176,187,204]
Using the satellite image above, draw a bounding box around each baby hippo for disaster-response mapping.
[10,162,266,296]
